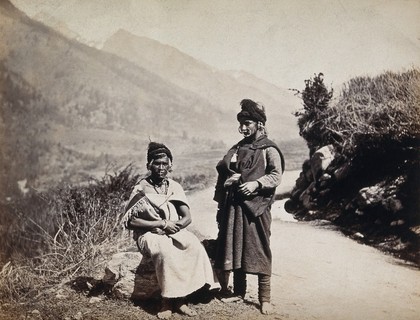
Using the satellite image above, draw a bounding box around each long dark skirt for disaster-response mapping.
[215,197,272,275]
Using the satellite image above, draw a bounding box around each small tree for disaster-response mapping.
[294,73,333,155]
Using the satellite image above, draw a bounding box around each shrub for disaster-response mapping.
[294,73,334,154]
[0,164,140,301]
[294,69,420,159]
[324,69,420,156]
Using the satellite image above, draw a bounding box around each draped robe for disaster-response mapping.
[214,135,284,275]
[124,178,214,298]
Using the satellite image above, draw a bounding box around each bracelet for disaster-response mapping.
[162,219,168,230]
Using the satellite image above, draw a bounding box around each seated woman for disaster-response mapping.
[123,142,214,319]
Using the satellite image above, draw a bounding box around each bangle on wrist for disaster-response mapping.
[162,219,168,230]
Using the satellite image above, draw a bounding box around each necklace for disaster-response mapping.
[151,179,168,195]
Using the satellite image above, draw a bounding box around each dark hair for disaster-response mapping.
[147,142,173,163]
[237,99,267,124]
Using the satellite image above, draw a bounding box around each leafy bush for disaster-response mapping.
[294,73,333,154]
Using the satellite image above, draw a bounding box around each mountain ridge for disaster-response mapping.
[102,28,300,139]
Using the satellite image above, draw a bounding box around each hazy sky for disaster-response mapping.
[11,0,420,89]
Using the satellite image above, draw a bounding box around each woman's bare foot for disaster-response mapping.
[176,304,197,317]
[157,298,172,319]
[174,299,197,317]
[260,302,274,315]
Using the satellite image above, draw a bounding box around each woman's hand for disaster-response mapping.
[150,227,166,235]
[238,181,259,196]
[164,220,181,234]
[224,173,241,187]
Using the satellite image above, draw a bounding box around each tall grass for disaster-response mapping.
[0,165,140,301]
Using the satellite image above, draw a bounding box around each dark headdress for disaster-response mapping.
[237,99,267,124]
[147,142,173,163]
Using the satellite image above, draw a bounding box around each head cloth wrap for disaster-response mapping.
[237,99,267,124]
[147,142,173,164]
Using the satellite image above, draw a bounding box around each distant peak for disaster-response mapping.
[113,28,132,36]
[106,29,165,47]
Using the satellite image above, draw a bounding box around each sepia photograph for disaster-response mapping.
[0,0,419,319]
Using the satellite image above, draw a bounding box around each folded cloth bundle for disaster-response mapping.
[122,190,163,228]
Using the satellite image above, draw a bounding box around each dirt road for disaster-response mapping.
[187,171,420,320]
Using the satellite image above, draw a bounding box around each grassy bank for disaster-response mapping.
[290,69,420,266]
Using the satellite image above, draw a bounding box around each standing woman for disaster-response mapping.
[124,142,214,319]
[213,99,285,315]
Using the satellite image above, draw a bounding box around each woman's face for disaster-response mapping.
[238,119,258,138]
[150,156,171,179]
